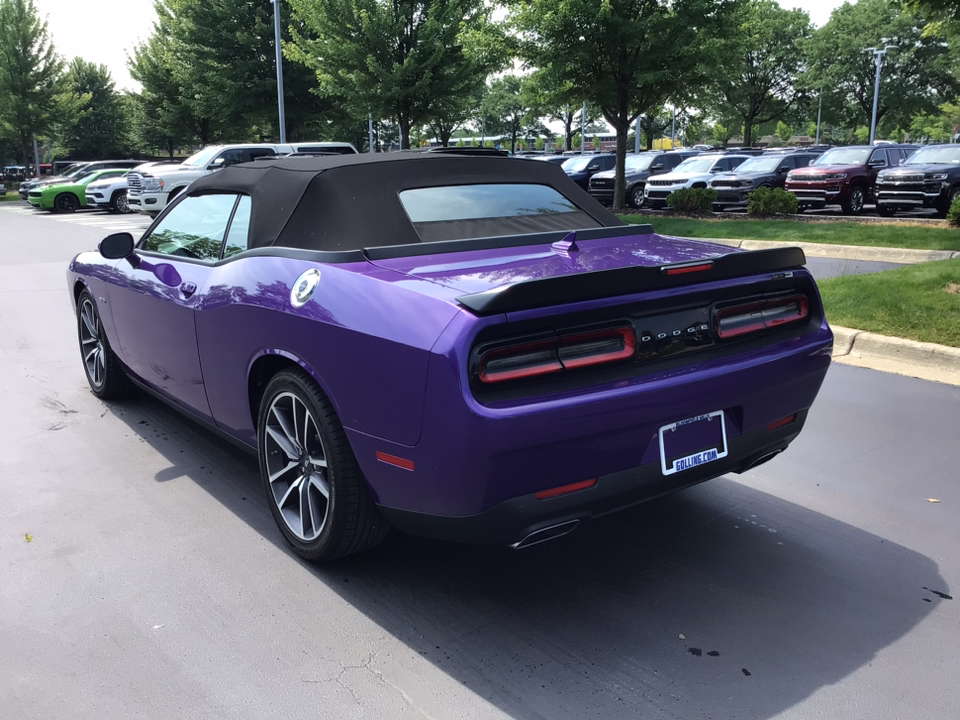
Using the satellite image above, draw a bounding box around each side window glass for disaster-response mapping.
[886,149,901,165]
[245,149,275,163]
[796,156,812,168]
[140,194,239,262]
[869,150,886,166]
[222,195,252,259]
[218,149,245,167]
[781,157,796,170]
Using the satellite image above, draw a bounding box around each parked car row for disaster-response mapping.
[16,142,359,216]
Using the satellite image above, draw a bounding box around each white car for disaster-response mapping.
[83,162,168,213]
[127,142,358,217]
[643,153,750,208]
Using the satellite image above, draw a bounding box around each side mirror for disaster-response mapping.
[588,164,600,171]
[651,164,664,170]
[899,158,905,165]
[869,158,885,167]
[208,157,226,170]
[779,166,789,173]
[99,232,135,260]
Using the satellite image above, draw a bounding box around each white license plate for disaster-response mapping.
[659,411,728,476]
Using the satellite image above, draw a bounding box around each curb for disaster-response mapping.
[691,236,959,264]
[830,325,960,386]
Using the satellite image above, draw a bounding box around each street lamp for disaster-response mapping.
[271,0,287,143]
[865,45,896,145]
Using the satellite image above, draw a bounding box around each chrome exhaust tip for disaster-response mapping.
[511,519,580,549]
[740,449,783,473]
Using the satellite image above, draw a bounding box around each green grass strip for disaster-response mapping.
[817,258,960,347]
[624,215,960,252]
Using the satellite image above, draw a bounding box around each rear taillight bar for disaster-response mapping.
[715,294,809,339]
[478,326,636,383]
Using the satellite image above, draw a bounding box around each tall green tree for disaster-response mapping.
[804,0,959,133]
[712,0,811,147]
[512,0,743,211]
[906,0,960,38]
[0,0,65,164]
[481,74,545,154]
[288,0,499,150]
[57,58,130,158]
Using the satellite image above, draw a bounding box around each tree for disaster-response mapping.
[712,0,811,147]
[906,0,960,38]
[712,122,734,148]
[776,120,793,143]
[512,0,743,211]
[57,58,131,158]
[0,0,65,164]
[288,0,499,150]
[481,74,546,154]
[804,0,960,133]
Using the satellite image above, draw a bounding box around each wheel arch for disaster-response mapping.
[247,350,338,432]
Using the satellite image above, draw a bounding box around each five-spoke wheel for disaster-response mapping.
[76,290,128,399]
[257,369,388,561]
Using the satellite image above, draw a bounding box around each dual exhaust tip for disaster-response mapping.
[512,519,580,549]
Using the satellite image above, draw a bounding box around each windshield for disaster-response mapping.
[182,147,222,167]
[813,148,870,165]
[625,155,655,172]
[734,156,782,174]
[64,165,89,178]
[562,156,592,172]
[903,146,960,165]
[673,157,718,173]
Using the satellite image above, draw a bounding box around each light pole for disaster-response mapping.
[271,0,287,143]
[815,88,822,145]
[865,45,895,145]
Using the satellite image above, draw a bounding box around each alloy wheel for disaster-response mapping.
[78,297,105,388]
[263,391,330,541]
[115,192,130,213]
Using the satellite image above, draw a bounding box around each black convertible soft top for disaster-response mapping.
[186,152,624,252]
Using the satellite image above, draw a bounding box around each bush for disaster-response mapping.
[747,186,798,217]
[948,197,960,227]
[665,187,717,213]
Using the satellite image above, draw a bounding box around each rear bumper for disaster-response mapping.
[352,320,833,546]
[379,412,807,546]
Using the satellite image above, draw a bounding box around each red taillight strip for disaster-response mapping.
[375,451,415,471]
[535,478,597,500]
[559,326,636,369]
[716,294,809,339]
[478,326,636,383]
[663,261,714,276]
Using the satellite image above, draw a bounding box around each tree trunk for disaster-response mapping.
[400,115,411,151]
[564,110,573,151]
[743,120,753,147]
[612,101,630,212]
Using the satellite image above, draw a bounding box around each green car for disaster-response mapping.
[28,168,129,213]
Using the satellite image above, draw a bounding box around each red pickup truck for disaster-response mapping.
[785,144,917,215]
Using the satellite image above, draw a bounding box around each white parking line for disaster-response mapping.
[1,204,152,233]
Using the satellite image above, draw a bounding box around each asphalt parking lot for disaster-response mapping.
[1,205,956,719]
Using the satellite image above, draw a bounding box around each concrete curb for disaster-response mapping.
[830,325,960,386]
[692,236,959,264]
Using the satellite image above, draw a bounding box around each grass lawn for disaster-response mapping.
[817,258,960,347]
[0,194,18,202]
[624,215,960,252]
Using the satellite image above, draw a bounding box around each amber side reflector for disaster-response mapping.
[767,414,798,432]
[663,262,714,276]
[535,478,597,500]
[376,451,415,471]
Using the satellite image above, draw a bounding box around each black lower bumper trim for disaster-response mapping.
[379,411,808,546]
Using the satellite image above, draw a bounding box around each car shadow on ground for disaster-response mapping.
[108,390,943,720]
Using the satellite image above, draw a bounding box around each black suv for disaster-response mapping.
[19,159,141,200]
[588,150,700,207]
[561,153,616,190]
[875,144,960,217]
[710,150,822,211]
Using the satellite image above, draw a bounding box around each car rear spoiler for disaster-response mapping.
[456,246,807,316]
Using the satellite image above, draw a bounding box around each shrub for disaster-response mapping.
[665,187,717,213]
[747,186,798,217]
[948,197,960,227]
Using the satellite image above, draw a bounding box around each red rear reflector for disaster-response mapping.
[375,451,415,471]
[664,262,714,276]
[716,294,809,339]
[767,413,798,431]
[535,478,597,500]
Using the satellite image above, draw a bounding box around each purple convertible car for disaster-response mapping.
[68,152,832,561]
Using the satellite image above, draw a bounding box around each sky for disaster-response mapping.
[33,0,849,92]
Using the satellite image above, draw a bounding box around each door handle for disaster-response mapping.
[180,282,197,298]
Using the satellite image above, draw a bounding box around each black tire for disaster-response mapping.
[841,185,866,215]
[257,369,388,562]
[111,190,131,214]
[876,204,896,218]
[76,290,130,399]
[54,192,79,213]
[630,185,645,208]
